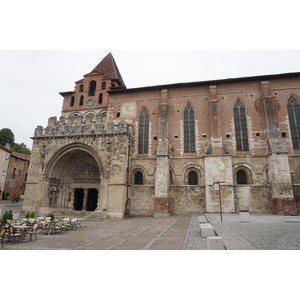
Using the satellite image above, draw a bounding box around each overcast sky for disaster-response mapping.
[1,50,300,148]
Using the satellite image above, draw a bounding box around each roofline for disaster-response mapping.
[11,152,30,161]
[108,71,300,94]
[0,145,12,153]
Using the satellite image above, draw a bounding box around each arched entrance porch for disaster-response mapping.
[44,143,103,213]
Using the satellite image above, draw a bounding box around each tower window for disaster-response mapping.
[99,93,103,104]
[188,171,198,185]
[234,99,249,151]
[70,96,75,107]
[287,96,300,149]
[184,103,196,153]
[134,171,143,185]
[102,82,106,90]
[89,81,96,96]
[138,108,149,154]
[80,96,84,106]
[80,84,84,92]
[237,170,248,184]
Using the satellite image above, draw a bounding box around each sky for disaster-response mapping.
[2,50,300,148]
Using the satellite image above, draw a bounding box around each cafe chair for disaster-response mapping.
[7,225,22,244]
[26,223,39,241]
[0,227,7,248]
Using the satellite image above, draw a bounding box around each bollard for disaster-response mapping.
[239,210,250,222]
[207,236,225,250]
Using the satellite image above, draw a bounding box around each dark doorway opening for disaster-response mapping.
[87,189,98,211]
[74,188,84,210]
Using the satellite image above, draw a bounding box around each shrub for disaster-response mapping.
[2,211,8,224]
[46,213,55,220]
[8,210,13,220]
[25,211,36,219]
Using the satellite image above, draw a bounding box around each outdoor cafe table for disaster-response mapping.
[13,225,32,240]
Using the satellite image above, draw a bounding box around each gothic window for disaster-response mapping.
[287,96,300,149]
[80,84,84,92]
[70,96,75,107]
[99,93,103,104]
[102,82,106,90]
[89,80,96,96]
[134,171,143,185]
[234,99,249,151]
[236,170,248,184]
[184,103,196,153]
[80,96,84,106]
[138,108,149,154]
[188,171,198,185]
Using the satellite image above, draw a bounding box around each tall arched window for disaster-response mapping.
[236,170,248,184]
[80,84,84,92]
[287,96,300,149]
[70,96,75,107]
[80,96,84,106]
[102,82,106,90]
[99,93,103,104]
[89,81,96,96]
[184,103,196,153]
[138,108,149,154]
[188,171,198,185]
[234,99,249,151]
[134,171,143,185]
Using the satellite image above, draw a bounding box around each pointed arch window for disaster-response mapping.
[184,103,196,153]
[287,96,300,149]
[89,80,96,96]
[138,108,149,154]
[234,99,249,151]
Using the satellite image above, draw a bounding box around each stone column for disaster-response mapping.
[154,90,170,217]
[83,188,88,211]
[205,85,234,213]
[261,81,297,214]
[208,85,224,155]
[154,139,170,217]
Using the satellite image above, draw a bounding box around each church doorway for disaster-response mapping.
[74,188,84,210]
[87,189,98,211]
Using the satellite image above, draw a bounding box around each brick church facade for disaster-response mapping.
[23,53,300,218]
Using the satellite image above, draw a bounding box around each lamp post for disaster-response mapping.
[213,181,225,222]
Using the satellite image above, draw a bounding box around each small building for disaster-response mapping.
[0,145,11,198]
[4,152,30,200]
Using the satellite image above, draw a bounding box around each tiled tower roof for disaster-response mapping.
[88,53,126,88]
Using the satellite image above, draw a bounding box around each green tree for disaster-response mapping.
[11,142,31,155]
[0,128,15,147]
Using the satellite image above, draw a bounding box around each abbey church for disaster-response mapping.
[23,53,300,218]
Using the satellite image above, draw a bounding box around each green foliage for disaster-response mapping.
[46,213,55,220]
[0,128,15,147]
[1,210,13,224]
[0,128,31,154]
[2,191,8,200]
[11,142,31,155]
[25,211,35,219]
[2,211,8,224]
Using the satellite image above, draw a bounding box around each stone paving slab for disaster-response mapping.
[1,200,300,250]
